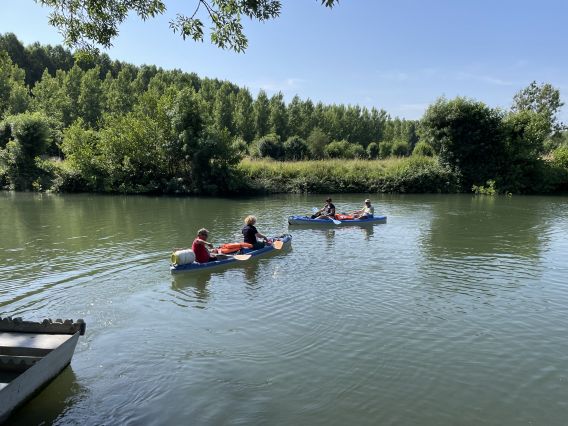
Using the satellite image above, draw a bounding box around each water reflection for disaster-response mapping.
[362,226,374,241]
[6,367,87,426]
[171,272,213,307]
[425,195,548,260]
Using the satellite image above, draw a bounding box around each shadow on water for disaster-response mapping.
[6,367,87,426]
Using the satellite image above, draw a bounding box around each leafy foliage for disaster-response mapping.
[0,112,52,189]
[37,0,339,52]
[412,141,434,157]
[420,97,506,190]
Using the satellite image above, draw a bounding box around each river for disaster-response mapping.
[1,192,567,425]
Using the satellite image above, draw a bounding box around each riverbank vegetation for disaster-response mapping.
[1,33,567,195]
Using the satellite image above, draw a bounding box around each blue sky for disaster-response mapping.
[1,0,567,122]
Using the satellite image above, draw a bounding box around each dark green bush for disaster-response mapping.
[367,142,379,159]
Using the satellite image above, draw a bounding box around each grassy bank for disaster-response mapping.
[237,156,461,194]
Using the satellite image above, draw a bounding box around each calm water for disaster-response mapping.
[1,192,568,425]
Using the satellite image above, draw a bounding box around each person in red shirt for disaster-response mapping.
[191,228,218,263]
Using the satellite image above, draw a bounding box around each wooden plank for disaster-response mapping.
[0,355,42,373]
[0,332,71,350]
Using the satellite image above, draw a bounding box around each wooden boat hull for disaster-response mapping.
[0,318,85,423]
[288,215,387,226]
[170,234,292,274]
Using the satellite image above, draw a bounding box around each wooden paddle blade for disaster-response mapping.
[233,254,252,261]
[272,240,284,249]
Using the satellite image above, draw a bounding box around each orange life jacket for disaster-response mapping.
[218,242,253,254]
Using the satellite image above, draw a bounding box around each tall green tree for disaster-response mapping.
[268,92,288,140]
[512,81,564,134]
[233,88,255,142]
[32,69,71,126]
[104,67,136,114]
[306,127,329,159]
[64,65,84,124]
[0,52,29,118]
[212,82,234,133]
[78,67,104,128]
[253,90,270,138]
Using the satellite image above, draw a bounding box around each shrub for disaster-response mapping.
[283,135,309,160]
[367,142,379,159]
[324,140,351,158]
[0,112,52,189]
[552,146,568,169]
[257,133,283,160]
[378,141,392,159]
[412,141,434,156]
[392,140,410,157]
[306,127,329,159]
[348,143,366,159]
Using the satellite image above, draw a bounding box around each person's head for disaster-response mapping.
[365,199,371,205]
[326,197,332,204]
[245,215,257,226]
[197,228,209,239]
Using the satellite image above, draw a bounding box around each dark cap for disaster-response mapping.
[326,197,332,202]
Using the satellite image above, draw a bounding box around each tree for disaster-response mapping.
[32,69,71,126]
[306,127,329,159]
[512,81,564,134]
[283,135,308,160]
[212,82,234,133]
[0,112,52,189]
[420,97,506,189]
[257,133,283,159]
[268,92,288,140]
[412,141,434,157]
[37,0,339,52]
[78,67,104,128]
[233,88,255,142]
[253,90,270,138]
[366,142,379,159]
[0,52,30,119]
[104,67,136,115]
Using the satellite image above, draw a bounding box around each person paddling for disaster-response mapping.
[192,228,218,263]
[311,197,336,220]
[242,215,270,249]
[353,199,375,219]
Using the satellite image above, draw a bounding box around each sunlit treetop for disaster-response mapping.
[36,0,339,53]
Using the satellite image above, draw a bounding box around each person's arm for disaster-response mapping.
[255,232,267,240]
[195,238,214,248]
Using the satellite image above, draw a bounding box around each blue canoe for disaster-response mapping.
[170,234,292,274]
[288,215,387,226]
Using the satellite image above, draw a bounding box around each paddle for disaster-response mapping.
[311,206,341,224]
[216,253,252,261]
[272,240,284,249]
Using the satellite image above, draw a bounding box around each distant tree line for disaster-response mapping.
[0,33,420,193]
[1,33,567,195]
